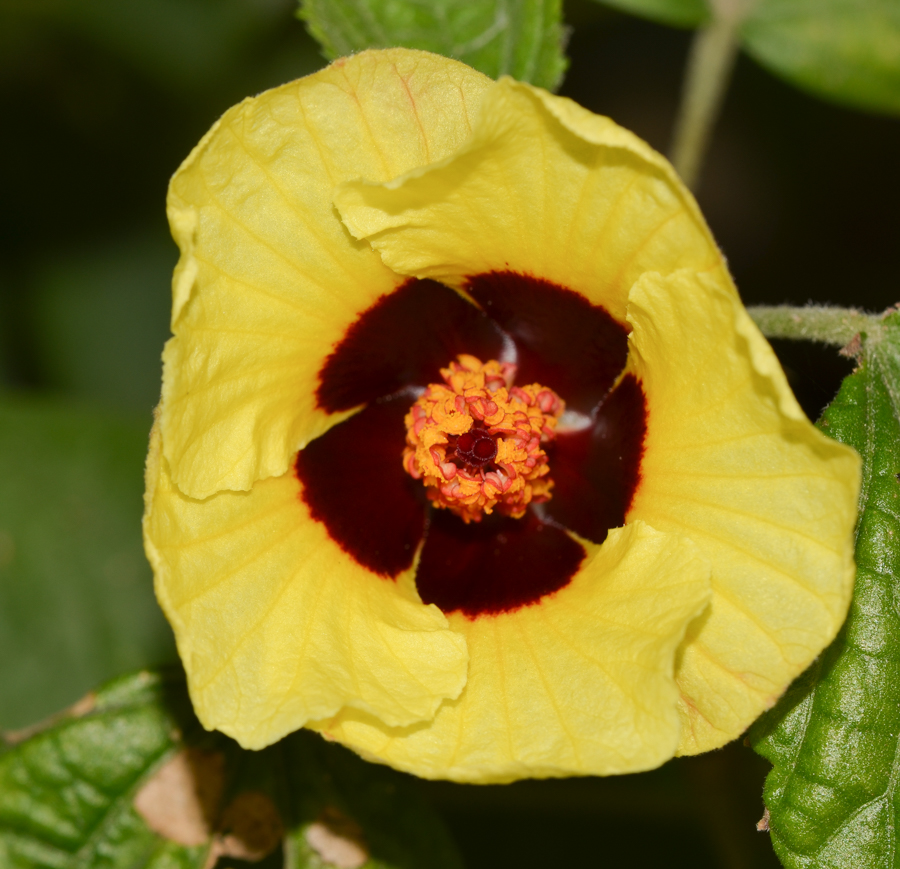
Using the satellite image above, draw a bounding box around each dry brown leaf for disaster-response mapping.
[305,807,369,869]
[134,748,224,846]
[213,790,284,862]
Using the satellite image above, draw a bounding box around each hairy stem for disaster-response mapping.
[748,305,880,347]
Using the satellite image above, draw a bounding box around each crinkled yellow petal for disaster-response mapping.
[143,426,468,750]
[311,521,711,782]
[624,270,860,754]
[334,77,725,323]
[163,49,492,499]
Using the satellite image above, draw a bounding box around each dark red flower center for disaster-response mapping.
[454,427,498,468]
[297,272,647,619]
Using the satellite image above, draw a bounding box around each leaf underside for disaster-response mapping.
[751,313,900,868]
[298,0,568,91]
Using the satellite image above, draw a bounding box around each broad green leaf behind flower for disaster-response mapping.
[298,0,568,91]
[741,0,900,116]
[593,0,900,116]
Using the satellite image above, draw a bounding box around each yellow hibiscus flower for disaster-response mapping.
[143,48,860,783]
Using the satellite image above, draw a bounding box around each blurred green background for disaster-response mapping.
[0,1,897,866]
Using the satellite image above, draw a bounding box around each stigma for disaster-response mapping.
[403,355,564,523]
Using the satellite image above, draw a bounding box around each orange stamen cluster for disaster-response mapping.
[403,355,564,523]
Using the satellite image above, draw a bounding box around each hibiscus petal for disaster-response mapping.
[312,521,711,782]
[295,396,426,578]
[464,271,629,414]
[624,270,860,755]
[415,510,586,617]
[162,50,493,499]
[315,278,504,413]
[545,373,647,542]
[334,76,725,325]
[143,427,468,750]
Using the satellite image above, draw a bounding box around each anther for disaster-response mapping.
[402,356,564,523]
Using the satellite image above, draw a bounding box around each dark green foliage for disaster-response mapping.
[741,0,900,116]
[0,671,201,869]
[592,0,900,115]
[751,314,900,868]
[0,670,463,869]
[0,398,174,730]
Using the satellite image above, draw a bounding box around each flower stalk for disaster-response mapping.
[669,0,757,189]
[748,305,881,347]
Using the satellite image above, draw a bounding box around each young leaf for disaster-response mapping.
[741,0,900,116]
[750,313,900,867]
[0,669,463,869]
[0,397,174,730]
[297,0,568,90]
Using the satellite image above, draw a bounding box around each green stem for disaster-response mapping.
[669,1,752,189]
[747,305,879,346]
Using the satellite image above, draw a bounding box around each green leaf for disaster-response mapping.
[750,313,900,867]
[741,0,900,116]
[589,0,708,28]
[297,0,568,90]
[593,0,900,115]
[0,669,463,869]
[0,396,175,730]
[0,670,206,869]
